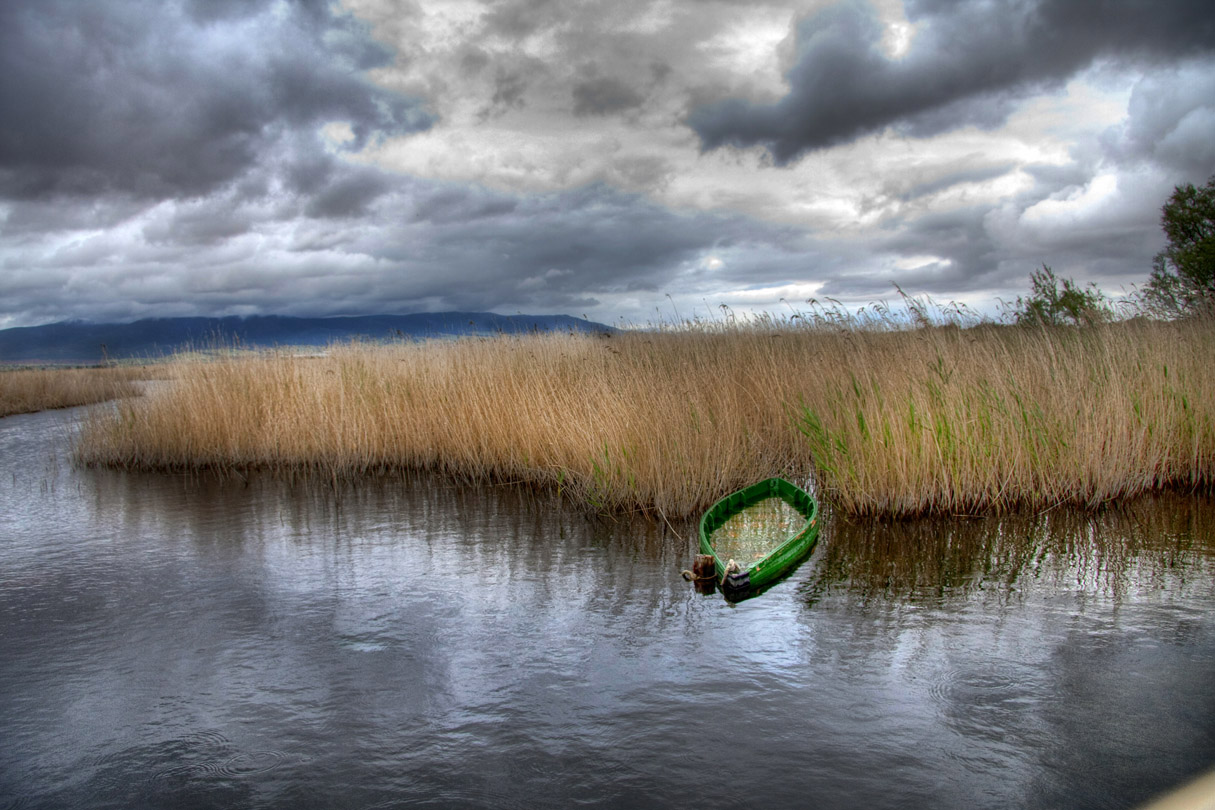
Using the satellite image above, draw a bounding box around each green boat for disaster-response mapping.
[699,477,820,595]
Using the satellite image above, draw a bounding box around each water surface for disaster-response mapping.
[2,405,1214,809]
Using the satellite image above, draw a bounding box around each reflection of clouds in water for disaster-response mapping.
[1032,614,1215,806]
[6,404,1215,810]
[82,466,695,728]
[794,494,1215,810]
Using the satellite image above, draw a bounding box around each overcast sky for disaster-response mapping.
[2,0,1214,328]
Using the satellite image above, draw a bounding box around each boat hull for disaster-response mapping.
[698,478,820,595]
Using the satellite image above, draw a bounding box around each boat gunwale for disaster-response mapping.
[698,477,819,592]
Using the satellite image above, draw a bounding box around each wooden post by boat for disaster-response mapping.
[693,554,716,581]
[682,553,719,593]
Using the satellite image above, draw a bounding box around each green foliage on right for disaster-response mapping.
[1142,175,1215,316]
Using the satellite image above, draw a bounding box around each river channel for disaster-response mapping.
[2,405,1214,809]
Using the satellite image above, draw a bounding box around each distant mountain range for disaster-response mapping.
[0,313,615,365]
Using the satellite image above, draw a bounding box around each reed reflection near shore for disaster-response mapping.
[802,493,1215,603]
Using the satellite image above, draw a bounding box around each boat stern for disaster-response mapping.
[721,568,751,593]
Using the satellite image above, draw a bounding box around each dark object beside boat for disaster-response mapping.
[698,477,820,595]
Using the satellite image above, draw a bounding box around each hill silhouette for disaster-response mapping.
[0,313,614,364]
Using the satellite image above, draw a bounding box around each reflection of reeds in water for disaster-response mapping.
[710,497,807,562]
[802,493,1215,604]
[74,310,1215,518]
[0,366,147,418]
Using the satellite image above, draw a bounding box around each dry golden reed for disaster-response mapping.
[0,366,145,418]
[74,315,1215,518]
[796,317,1215,515]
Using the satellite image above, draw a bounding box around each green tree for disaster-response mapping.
[1142,175,1215,316]
[1014,264,1111,327]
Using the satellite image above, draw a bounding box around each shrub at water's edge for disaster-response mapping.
[73,314,1215,519]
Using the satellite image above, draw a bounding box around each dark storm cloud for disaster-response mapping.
[388,182,804,313]
[489,69,531,114]
[572,76,646,117]
[1102,64,1215,178]
[481,0,566,41]
[688,0,1215,164]
[304,169,394,219]
[409,186,521,225]
[807,205,1001,300]
[0,0,430,201]
[141,196,254,247]
[2,173,804,324]
[882,161,1018,204]
[380,182,797,312]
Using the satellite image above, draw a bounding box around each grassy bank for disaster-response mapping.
[1,366,146,418]
[74,316,1215,518]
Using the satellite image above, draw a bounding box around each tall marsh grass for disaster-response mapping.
[75,313,1215,518]
[1,366,145,418]
[797,317,1215,514]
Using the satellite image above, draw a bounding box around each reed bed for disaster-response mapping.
[0,366,146,418]
[74,315,1215,518]
[797,317,1215,515]
[75,333,808,517]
